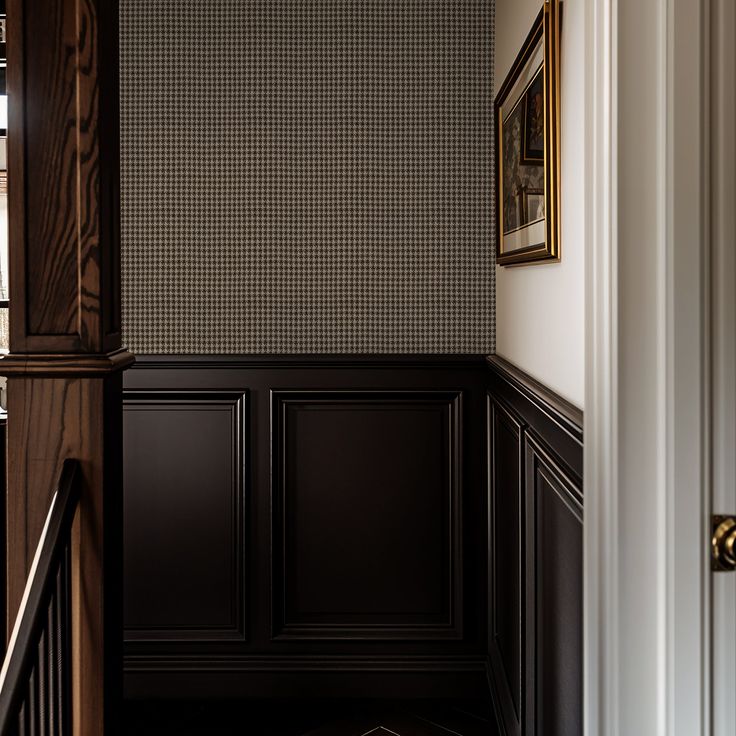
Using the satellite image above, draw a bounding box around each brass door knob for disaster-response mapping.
[712,516,736,571]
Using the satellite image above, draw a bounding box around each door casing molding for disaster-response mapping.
[584,0,712,733]
[707,1,736,733]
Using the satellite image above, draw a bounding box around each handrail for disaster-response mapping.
[0,459,81,734]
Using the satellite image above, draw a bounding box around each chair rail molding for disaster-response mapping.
[584,0,711,734]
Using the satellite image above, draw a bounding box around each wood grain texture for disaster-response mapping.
[5,375,124,736]
[0,349,134,376]
[7,0,122,353]
[4,1,128,734]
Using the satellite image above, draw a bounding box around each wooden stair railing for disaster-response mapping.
[3,0,132,732]
[0,460,80,735]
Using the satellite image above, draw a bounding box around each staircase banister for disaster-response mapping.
[0,459,80,733]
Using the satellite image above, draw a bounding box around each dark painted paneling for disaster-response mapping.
[272,391,462,640]
[488,398,524,736]
[122,356,488,699]
[123,391,247,642]
[487,356,583,480]
[486,356,583,736]
[525,435,583,736]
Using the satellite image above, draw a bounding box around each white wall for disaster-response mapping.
[494,0,585,408]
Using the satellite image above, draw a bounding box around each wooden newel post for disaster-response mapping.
[2,1,132,734]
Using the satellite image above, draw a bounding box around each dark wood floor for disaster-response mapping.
[123,699,499,735]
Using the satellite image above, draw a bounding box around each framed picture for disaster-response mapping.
[495,0,561,266]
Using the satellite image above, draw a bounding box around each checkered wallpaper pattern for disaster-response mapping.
[120,0,495,353]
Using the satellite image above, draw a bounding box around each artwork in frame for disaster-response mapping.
[522,70,544,163]
[495,0,561,266]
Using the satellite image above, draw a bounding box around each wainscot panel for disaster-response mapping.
[525,433,583,736]
[123,355,489,699]
[487,396,525,736]
[486,355,583,736]
[123,391,247,643]
[271,390,463,641]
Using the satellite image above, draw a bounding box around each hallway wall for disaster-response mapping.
[119,0,495,354]
[122,355,491,700]
[494,0,586,407]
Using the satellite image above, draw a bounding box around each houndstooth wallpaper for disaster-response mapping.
[120,0,495,354]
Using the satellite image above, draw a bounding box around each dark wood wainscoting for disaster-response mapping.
[124,391,247,644]
[486,356,583,736]
[122,356,489,699]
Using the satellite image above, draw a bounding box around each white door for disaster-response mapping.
[710,0,736,732]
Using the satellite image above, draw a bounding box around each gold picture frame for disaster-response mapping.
[495,0,561,266]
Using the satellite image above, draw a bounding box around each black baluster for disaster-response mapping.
[51,573,61,736]
[27,666,37,736]
[61,545,71,736]
[47,586,57,736]
[18,698,27,736]
[38,629,46,734]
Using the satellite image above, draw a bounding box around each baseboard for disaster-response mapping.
[124,654,490,700]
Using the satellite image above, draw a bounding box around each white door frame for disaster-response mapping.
[584,0,712,733]
[709,2,736,732]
